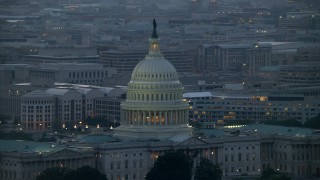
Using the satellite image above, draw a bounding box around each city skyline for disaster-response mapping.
[0,0,320,180]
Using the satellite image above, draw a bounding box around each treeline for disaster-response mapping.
[0,131,33,140]
[224,115,320,129]
[36,166,107,180]
[264,115,320,129]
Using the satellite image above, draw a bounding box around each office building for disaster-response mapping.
[184,91,320,126]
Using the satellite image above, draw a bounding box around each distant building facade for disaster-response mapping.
[0,140,95,180]
[196,43,272,76]
[100,49,193,73]
[21,91,55,131]
[184,92,320,126]
[20,85,126,131]
[279,62,320,87]
[29,63,116,86]
[20,47,99,65]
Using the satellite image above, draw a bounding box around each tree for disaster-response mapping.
[36,167,73,180]
[72,166,107,180]
[145,150,193,180]
[0,114,8,125]
[194,158,222,180]
[263,118,302,127]
[37,166,108,180]
[0,131,33,140]
[52,118,62,133]
[304,115,320,129]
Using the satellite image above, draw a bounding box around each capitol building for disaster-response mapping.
[98,21,320,180]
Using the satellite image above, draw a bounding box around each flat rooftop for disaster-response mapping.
[0,139,61,153]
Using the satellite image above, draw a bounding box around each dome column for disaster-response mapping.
[133,110,135,124]
[160,111,164,125]
[120,109,123,125]
[137,111,141,125]
[129,110,132,125]
[185,110,188,124]
[136,111,139,125]
[175,110,177,125]
[128,110,131,125]
[143,111,146,125]
[127,110,130,125]
[165,111,168,125]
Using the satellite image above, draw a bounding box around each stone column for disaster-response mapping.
[126,110,129,125]
[165,111,168,125]
[177,110,179,124]
[175,110,177,125]
[143,111,146,125]
[158,111,160,125]
[124,111,127,125]
[185,110,188,124]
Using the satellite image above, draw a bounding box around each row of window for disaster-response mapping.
[22,100,54,104]
[225,146,256,151]
[128,92,182,101]
[68,71,107,79]
[225,165,257,174]
[225,153,256,162]
[110,159,143,170]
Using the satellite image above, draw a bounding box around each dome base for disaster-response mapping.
[113,125,193,141]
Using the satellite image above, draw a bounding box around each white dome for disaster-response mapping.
[130,57,178,82]
[123,37,185,104]
[113,20,192,140]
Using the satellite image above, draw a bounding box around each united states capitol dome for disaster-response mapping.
[130,52,179,82]
[113,19,193,140]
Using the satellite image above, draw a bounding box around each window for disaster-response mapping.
[125,160,128,169]
[133,160,137,168]
[110,162,114,170]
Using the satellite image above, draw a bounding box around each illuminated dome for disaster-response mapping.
[131,57,178,82]
[114,19,193,140]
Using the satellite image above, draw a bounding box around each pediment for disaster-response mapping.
[177,137,207,147]
[45,148,83,157]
